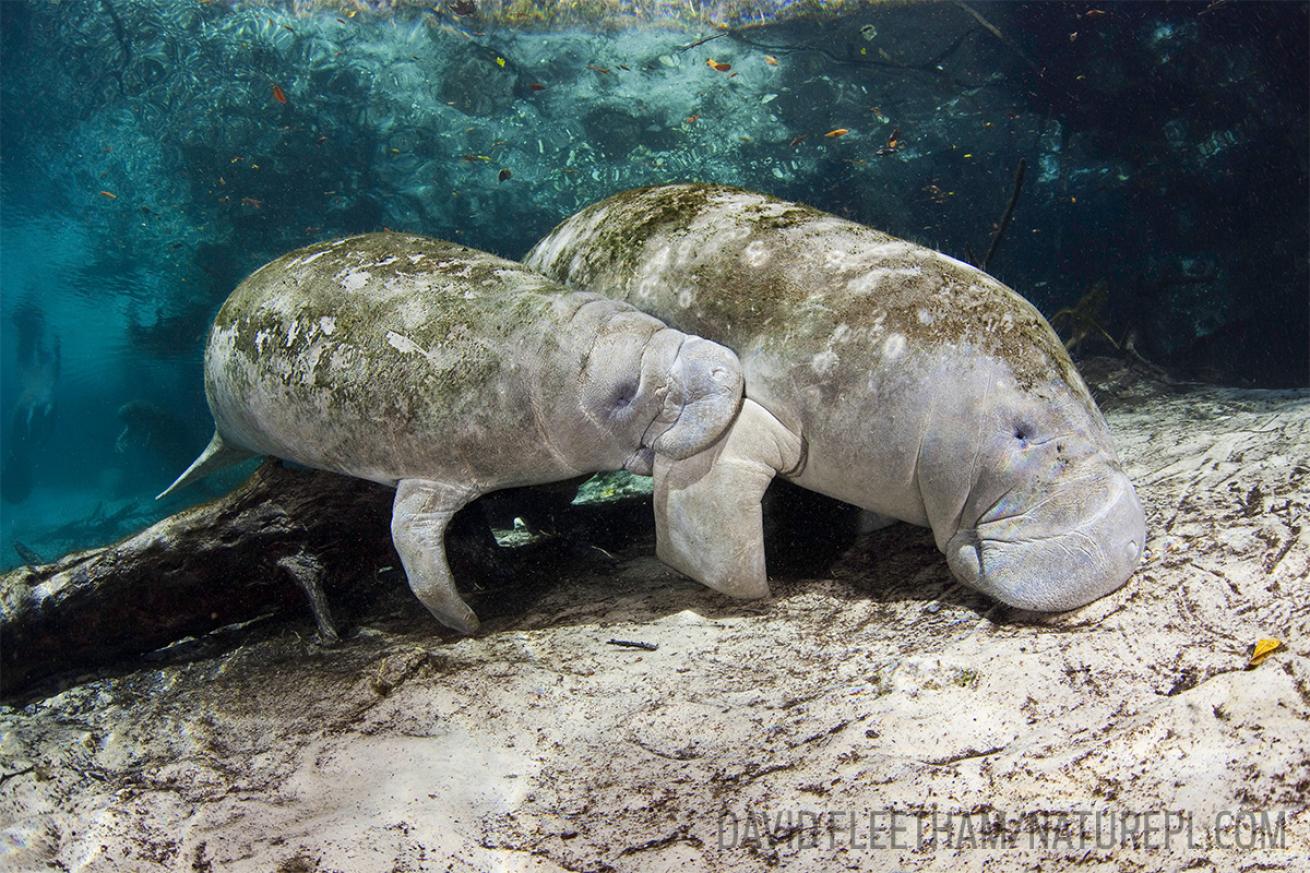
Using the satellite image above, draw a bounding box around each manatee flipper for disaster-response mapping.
[156,430,256,500]
[391,478,482,634]
[652,399,804,598]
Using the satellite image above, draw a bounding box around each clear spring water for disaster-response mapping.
[1,0,1306,569]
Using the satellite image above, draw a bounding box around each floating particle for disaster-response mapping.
[685,114,700,124]
[825,128,849,138]
[271,84,287,104]
[495,56,506,68]
[587,64,610,74]
[764,55,779,65]
[529,82,546,91]
[707,58,731,72]
[860,23,878,41]
[98,190,118,200]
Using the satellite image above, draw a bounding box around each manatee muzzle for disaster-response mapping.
[945,469,1146,612]
[645,335,744,460]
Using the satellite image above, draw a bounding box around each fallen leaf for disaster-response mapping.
[764,55,779,65]
[825,128,849,138]
[98,190,118,200]
[1247,638,1284,669]
[707,58,731,72]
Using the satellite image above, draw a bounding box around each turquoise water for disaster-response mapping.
[1,0,1306,568]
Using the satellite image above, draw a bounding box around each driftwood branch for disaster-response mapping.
[1,463,657,699]
[981,157,1026,272]
[950,0,1043,76]
[1,462,397,697]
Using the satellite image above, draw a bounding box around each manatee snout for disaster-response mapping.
[945,469,1146,612]
[648,335,744,461]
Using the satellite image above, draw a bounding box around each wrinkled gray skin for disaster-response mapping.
[526,184,1146,612]
[161,232,743,632]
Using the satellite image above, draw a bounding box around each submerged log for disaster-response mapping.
[1,463,656,699]
[1,462,397,697]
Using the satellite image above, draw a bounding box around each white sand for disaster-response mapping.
[3,367,1307,872]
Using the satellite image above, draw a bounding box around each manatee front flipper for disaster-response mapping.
[391,478,483,634]
[652,399,804,599]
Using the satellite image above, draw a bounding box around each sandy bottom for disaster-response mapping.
[2,366,1308,872]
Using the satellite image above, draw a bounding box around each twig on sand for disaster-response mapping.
[607,638,659,651]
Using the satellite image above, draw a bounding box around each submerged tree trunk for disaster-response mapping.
[1,462,398,698]
[1,463,655,700]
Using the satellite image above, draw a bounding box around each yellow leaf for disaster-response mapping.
[1247,638,1284,669]
[496,56,506,68]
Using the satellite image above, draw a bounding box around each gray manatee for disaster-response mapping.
[160,232,744,632]
[525,184,1146,612]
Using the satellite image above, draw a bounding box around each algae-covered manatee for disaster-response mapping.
[161,232,743,632]
[526,184,1146,612]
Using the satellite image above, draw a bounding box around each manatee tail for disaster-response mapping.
[156,430,255,500]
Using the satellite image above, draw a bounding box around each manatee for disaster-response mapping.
[160,232,744,632]
[525,184,1146,612]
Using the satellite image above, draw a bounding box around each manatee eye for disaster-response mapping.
[608,380,639,413]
